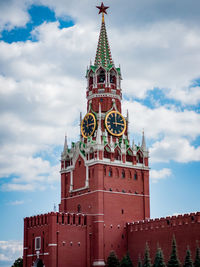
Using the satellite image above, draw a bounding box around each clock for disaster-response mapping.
[105,110,126,136]
[81,113,96,138]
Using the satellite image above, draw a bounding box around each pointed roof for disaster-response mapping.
[63,135,68,152]
[94,13,114,68]
[141,130,147,151]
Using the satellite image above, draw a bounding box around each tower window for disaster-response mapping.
[121,209,124,214]
[77,204,81,213]
[122,170,125,178]
[98,70,105,83]
[79,160,81,166]
[35,237,41,250]
[134,173,137,180]
[104,166,106,176]
[108,168,112,177]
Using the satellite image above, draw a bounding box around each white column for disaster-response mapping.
[70,171,73,191]
[85,165,89,187]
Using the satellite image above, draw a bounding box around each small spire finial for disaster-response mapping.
[53,203,56,212]
[63,134,68,152]
[141,129,147,151]
[96,2,109,23]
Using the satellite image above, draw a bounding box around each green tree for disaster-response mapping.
[107,251,120,267]
[121,256,129,267]
[143,243,152,267]
[153,247,165,267]
[120,252,133,267]
[138,255,142,267]
[11,257,23,267]
[167,236,181,267]
[194,245,200,267]
[158,249,165,267]
[153,247,161,267]
[183,248,193,267]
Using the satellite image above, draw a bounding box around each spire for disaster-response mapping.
[63,134,68,152]
[141,130,147,151]
[95,3,114,68]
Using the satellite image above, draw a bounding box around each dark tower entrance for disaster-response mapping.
[34,259,44,267]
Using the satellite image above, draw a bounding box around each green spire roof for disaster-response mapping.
[94,19,114,68]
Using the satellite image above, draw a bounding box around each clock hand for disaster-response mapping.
[115,122,124,126]
[88,123,94,126]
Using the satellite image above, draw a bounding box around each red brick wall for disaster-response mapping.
[127,212,200,266]
[24,212,88,267]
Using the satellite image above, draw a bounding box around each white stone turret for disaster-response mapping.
[63,135,68,153]
[141,130,147,152]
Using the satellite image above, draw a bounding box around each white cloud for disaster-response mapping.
[150,168,172,183]
[0,241,22,263]
[114,21,200,104]
[0,1,200,191]
[123,100,200,140]
[123,100,200,163]
[150,137,200,163]
[0,0,32,33]
[8,200,24,205]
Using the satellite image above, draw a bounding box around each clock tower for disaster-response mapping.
[59,3,150,266]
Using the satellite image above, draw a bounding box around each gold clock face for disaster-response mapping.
[81,113,96,138]
[105,111,126,137]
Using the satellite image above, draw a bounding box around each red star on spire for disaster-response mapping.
[96,2,109,15]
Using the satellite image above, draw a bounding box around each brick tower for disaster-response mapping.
[23,4,150,267]
[59,3,150,266]
[23,4,200,267]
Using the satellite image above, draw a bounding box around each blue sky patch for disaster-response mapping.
[0,5,74,43]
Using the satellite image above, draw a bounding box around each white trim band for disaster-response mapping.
[61,189,149,200]
[93,260,106,266]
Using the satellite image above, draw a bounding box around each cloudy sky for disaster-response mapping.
[0,0,200,266]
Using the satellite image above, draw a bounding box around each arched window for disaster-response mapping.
[67,214,70,224]
[108,168,112,177]
[134,172,137,180]
[110,70,116,84]
[98,70,105,83]
[122,169,125,179]
[84,216,87,225]
[104,166,106,176]
[78,215,81,225]
[77,204,81,213]
[137,151,143,164]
